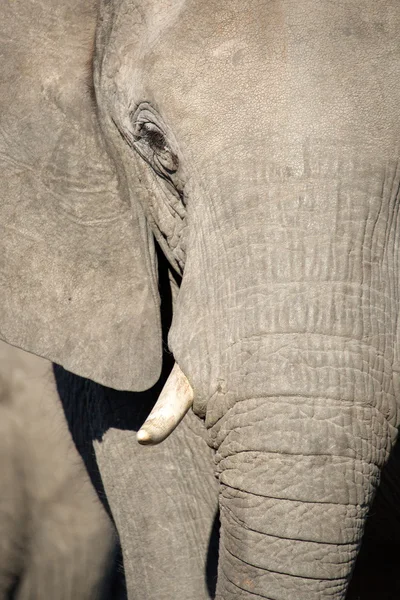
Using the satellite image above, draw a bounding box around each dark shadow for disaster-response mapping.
[346,432,400,600]
[8,576,21,600]
[206,510,220,598]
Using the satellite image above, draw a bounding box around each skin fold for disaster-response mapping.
[1,1,400,599]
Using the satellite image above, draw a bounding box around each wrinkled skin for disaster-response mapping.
[97,2,400,598]
[1,1,400,599]
[0,341,116,599]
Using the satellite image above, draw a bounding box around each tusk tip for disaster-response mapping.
[137,429,153,445]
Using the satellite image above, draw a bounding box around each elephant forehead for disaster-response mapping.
[101,0,287,118]
[105,0,400,166]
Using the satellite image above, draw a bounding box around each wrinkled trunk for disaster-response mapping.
[205,193,400,599]
[170,150,400,599]
[208,270,400,599]
[209,335,397,599]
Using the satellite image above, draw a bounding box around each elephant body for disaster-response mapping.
[54,362,220,600]
[0,341,116,599]
[1,1,400,599]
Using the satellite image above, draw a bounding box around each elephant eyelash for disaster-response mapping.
[137,123,167,151]
[111,116,185,203]
[132,121,181,176]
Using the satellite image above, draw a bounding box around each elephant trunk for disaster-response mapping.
[206,327,398,599]
[168,152,400,598]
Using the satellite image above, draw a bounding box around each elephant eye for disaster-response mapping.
[133,120,179,176]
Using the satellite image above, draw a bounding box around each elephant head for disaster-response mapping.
[1,0,400,598]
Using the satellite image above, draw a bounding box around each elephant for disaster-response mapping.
[0,340,116,599]
[1,0,400,599]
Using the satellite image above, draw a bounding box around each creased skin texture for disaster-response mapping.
[212,397,395,599]
[170,150,400,598]
[2,0,400,599]
[93,1,400,598]
[208,331,398,600]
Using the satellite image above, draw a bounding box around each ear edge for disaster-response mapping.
[0,0,163,392]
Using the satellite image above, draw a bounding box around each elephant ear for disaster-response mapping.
[0,0,162,391]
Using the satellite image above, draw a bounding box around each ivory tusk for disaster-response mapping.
[137,363,193,445]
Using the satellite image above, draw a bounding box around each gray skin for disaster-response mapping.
[1,0,400,599]
[0,341,116,599]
